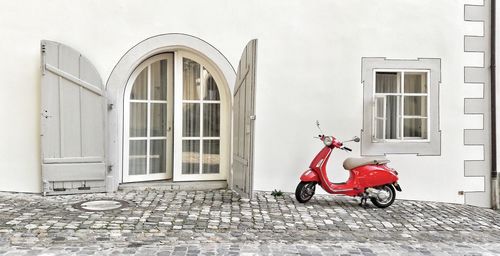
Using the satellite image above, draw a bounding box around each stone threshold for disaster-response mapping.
[118,180,227,192]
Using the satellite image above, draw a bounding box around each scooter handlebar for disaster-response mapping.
[342,147,352,152]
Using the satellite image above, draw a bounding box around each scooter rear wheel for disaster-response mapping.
[370,184,396,208]
[295,181,316,203]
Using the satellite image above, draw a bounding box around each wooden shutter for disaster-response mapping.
[40,40,106,195]
[232,39,258,198]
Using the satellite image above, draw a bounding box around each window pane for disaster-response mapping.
[130,103,147,137]
[183,58,201,100]
[375,119,384,140]
[203,103,220,137]
[404,118,428,139]
[404,96,427,117]
[182,140,200,174]
[404,72,427,93]
[151,60,168,100]
[203,69,220,100]
[150,139,166,174]
[375,97,384,118]
[385,96,400,139]
[375,72,400,93]
[129,140,146,175]
[151,103,167,137]
[203,140,220,174]
[131,68,148,100]
[183,103,200,137]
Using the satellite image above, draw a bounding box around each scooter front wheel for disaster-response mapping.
[295,181,316,203]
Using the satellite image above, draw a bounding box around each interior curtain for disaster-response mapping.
[182,59,221,175]
[376,73,398,139]
[404,74,426,138]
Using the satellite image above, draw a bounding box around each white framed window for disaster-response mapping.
[361,58,441,156]
[373,70,430,142]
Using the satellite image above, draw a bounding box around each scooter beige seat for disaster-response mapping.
[343,157,390,170]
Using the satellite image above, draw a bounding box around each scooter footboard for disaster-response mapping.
[300,169,319,182]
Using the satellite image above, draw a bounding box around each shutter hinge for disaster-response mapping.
[108,103,114,111]
[78,181,91,190]
[41,43,46,75]
[108,164,113,172]
[249,115,256,120]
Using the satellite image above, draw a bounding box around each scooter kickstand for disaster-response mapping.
[359,194,369,208]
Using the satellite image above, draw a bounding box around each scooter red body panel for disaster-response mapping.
[352,165,398,189]
[300,169,319,182]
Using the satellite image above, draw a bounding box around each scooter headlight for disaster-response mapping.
[323,136,333,146]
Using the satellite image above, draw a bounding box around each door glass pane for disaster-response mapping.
[375,72,400,93]
[183,58,201,100]
[203,70,220,100]
[203,103,220,137]
[181,58,223,177]
[183,103,200,137]
[404,96,427,116]
[150,139,166,174]
[151,103,167,137]
[404,72,427,93]
[203,140,220,174]
[182,140,200,174]
[151,60,168,100]
[404,118,428,139]
[131,68,148,100]
[129,140,147,175]
[130,103,147,137]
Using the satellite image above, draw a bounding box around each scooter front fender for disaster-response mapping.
[300,169,319,182]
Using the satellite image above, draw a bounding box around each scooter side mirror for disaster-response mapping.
[353,136,360,143]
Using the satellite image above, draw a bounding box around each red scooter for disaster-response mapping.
[295,122,401,208]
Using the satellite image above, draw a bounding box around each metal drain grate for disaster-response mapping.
[72,200,128,212]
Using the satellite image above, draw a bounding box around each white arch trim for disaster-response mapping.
[105,34,236,191]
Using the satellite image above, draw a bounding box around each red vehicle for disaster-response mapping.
[295,122,401,208]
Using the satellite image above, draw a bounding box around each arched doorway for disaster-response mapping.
[106,34,235,190]
[123,51,228,182]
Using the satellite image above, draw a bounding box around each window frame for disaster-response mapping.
[372,69,431,143]
[361,58,441,156]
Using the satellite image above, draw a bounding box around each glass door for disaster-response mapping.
[123,54,174,182]
[173,53,226,181]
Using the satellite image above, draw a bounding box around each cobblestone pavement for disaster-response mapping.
[0,189,499,255]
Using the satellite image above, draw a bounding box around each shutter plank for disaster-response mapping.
[81,89,105,157]
[41,42,61,159]
[79,56,102,89]
[58,44,80,77]
[59,43,83,158]
[80,55,104,158]
[60,78,82,157]
[43,163,106,181]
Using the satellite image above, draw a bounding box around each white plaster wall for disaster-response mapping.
[0,0,476,204]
